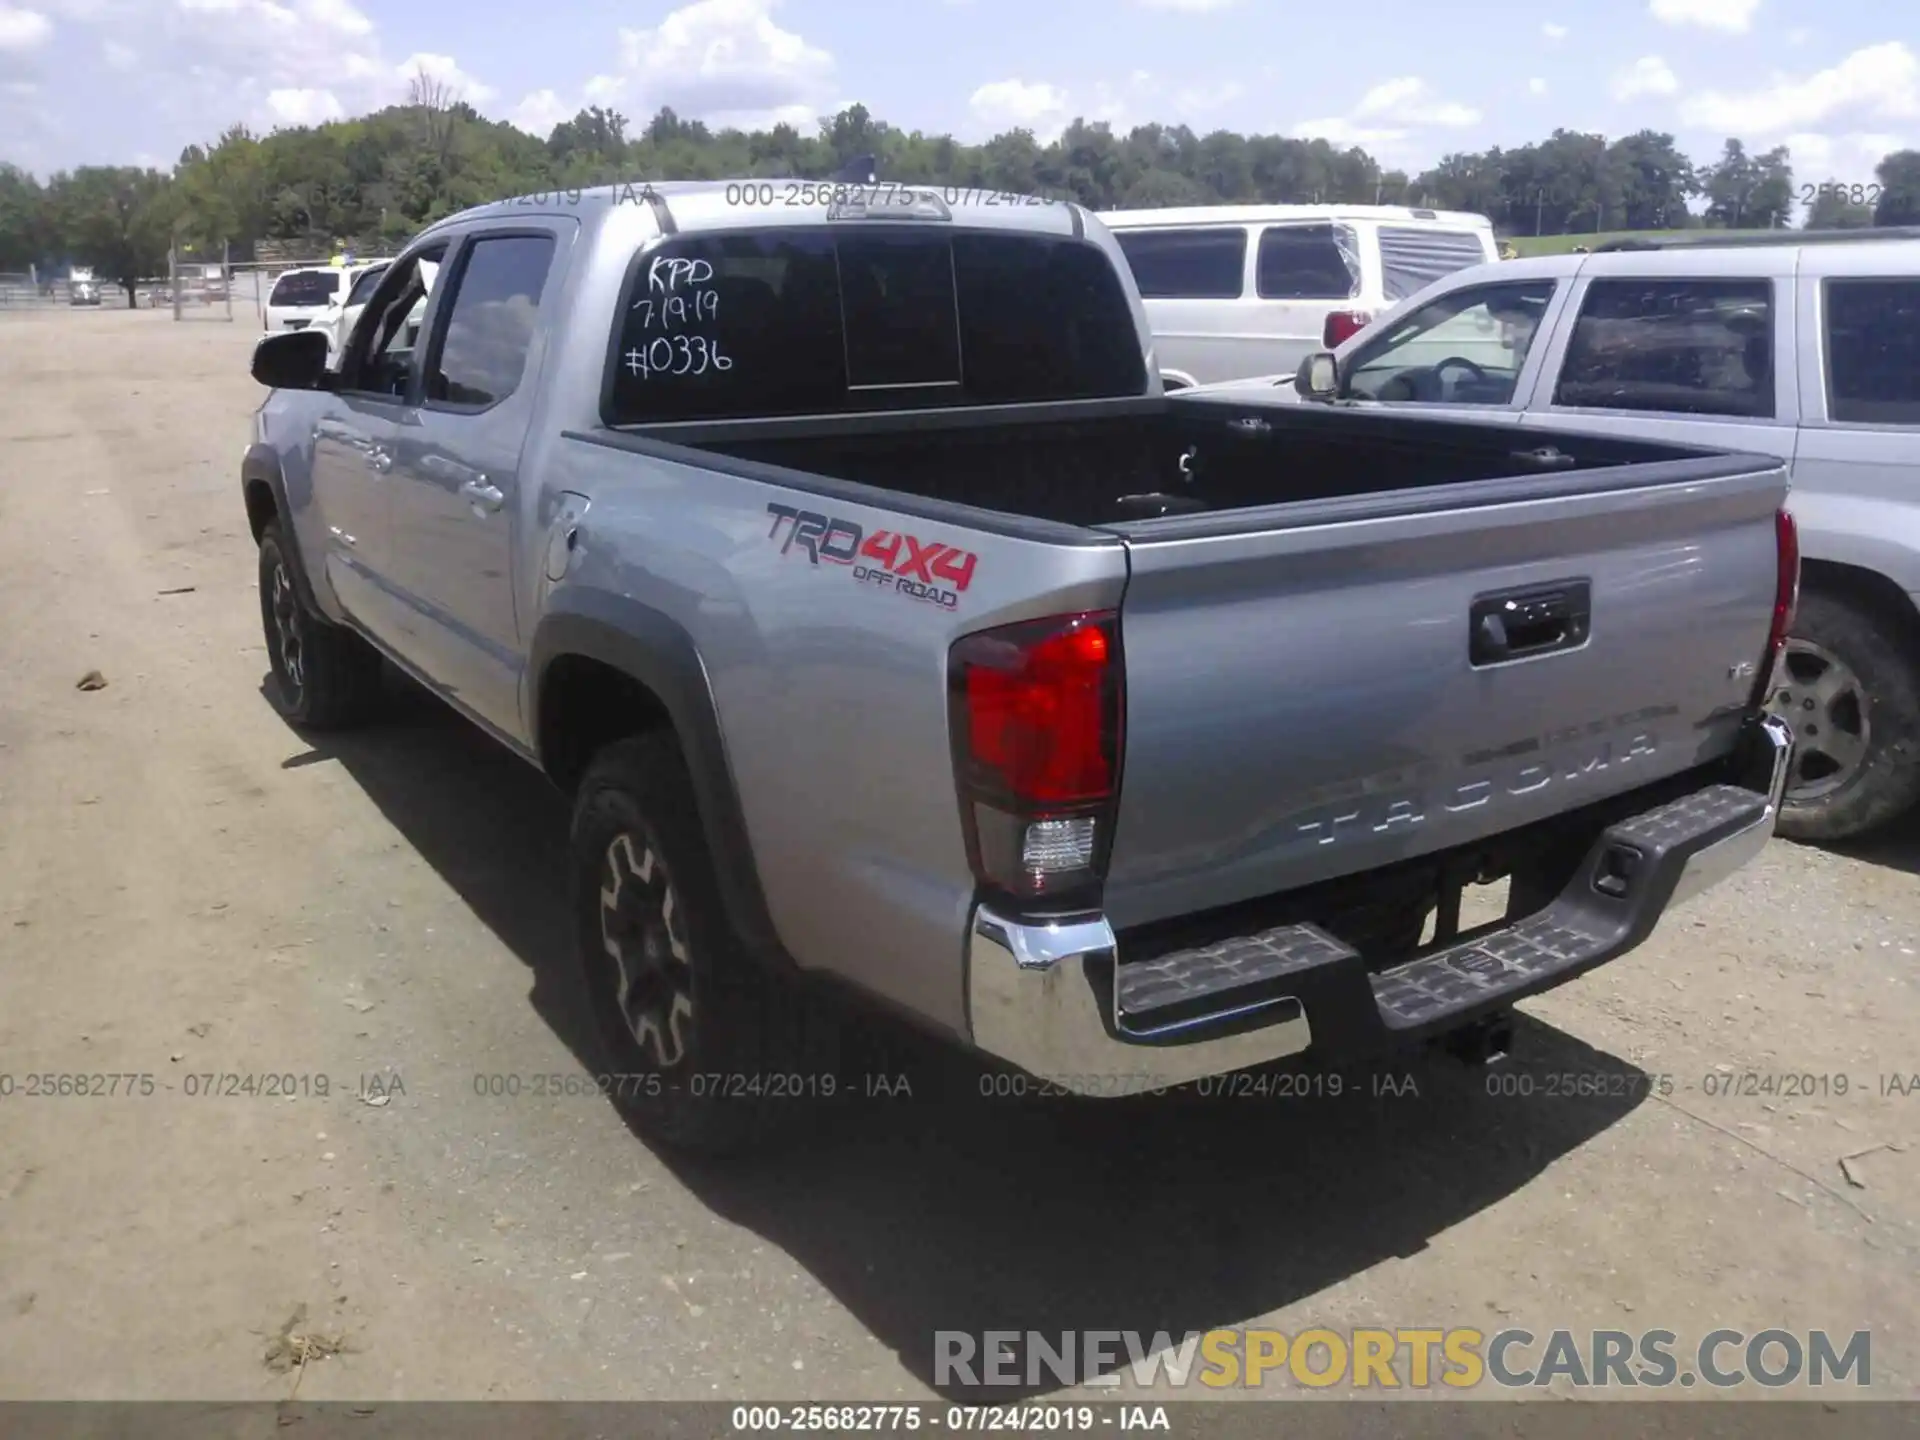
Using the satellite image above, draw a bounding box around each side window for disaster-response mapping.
[1342,281,1556,405]
[1553,278,1774,419]
[1112,228,1246,299]
[427,234,558,407]
[341,244,448,400]
[1378,227,1494,301]
[345,265,388,308]
[1825,278,1920,426]
[1255,224,1358,300]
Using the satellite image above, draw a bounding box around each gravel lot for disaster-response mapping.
[0,307,1915,1406]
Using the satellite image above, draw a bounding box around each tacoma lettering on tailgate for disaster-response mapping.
[765,502,979,611]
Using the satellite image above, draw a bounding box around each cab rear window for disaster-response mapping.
[602,226,1146,424]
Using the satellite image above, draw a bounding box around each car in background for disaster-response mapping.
[1101,203,1498,390]
[1288,229,1920,842]
[263,265,345,334]
[69,268,102,306]
[314,259,393,364]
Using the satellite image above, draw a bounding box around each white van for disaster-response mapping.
[263,265,346,334]
[1101,205,1498,389]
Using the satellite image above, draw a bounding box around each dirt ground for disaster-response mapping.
[0,307,1916,1405]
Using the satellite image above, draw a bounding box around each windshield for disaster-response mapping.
[270,270,341,306]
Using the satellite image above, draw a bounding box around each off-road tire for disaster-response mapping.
[570,732,836,1155]
[1772,590,1920,843]
[258,523,386,729]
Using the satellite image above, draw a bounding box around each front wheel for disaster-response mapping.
[1767,590,1920,842]
[257,523,385,729]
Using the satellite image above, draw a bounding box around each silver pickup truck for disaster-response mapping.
[242,181,1798,1153]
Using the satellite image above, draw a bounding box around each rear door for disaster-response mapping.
[1788,252,1920,596]
[1101,454,1786,929]
[381,222,571,737]
[1519,250,1799,464]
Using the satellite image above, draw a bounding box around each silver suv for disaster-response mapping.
[1292,229,1920,842]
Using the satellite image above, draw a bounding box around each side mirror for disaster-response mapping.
[1294,351,1339,402]
[251,329,332,391]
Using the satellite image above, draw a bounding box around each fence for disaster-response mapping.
[168,244,234,321]
[0,269,152,310]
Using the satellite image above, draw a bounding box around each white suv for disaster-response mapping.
[263,266,345,334]
[1102,204,1498,390]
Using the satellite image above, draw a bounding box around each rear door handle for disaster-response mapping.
[459,478,505,515]
[1470,580,1592,666]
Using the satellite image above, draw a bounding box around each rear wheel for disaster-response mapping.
[258,523,386,729]
[1767,590,1920,842]
[570,732,835,1154]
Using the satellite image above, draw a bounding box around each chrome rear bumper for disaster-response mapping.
[965,715,1793,1097]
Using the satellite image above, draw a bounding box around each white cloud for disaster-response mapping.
[0,5,51,50]
[266,87,345,125]
[1613,56,1680,101]
[18,0,504,144]
[1290,116,1406,148]
[1541,22,1568,40]
[1353,76,1480,127]
[1293,74,1479,162]
[1135,0,1238,9]
[969,78,1070,135]
[510,88,571,136]
[1788,27,1811,46]
[596,0,836,130]
[1680,41,1920,133]
[1782,130,1908,193]
[397,51,496,105]
[1649,0,1759,34]
[304,0,370,36]
[1528,77,1548,96]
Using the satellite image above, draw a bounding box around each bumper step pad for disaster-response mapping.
[1113,781,1770,1046]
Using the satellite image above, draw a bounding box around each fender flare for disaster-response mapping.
[240,443,326,616]
[528,593,786,967]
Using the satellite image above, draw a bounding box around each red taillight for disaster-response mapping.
[1323,309,1372,348]
[950,611,1122,907]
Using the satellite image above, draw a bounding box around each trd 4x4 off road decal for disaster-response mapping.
[765,502,978,611]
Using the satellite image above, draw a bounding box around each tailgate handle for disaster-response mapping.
[1470,581,1591,666]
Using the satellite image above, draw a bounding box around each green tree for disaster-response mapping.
[1703,139,1794,229]
[1805,190,1876,229]
[1609,130,1696,230]
[46,166,174,302]
[0,163,49,271]
[1875,150,1920,226]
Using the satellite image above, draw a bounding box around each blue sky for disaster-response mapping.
[1,0,1913,197]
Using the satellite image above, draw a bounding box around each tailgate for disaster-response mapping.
[1102,460,1788,930]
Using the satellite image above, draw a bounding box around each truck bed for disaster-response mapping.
[684,394,1730,530]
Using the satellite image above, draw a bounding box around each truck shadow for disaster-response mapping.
[275,671,1659,1404]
